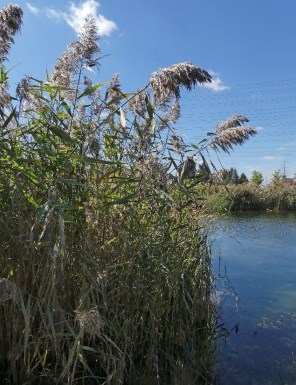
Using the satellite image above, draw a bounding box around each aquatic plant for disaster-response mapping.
[0,3,257,384]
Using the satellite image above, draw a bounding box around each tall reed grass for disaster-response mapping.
[197,182,296,213]
[0,4,256,384]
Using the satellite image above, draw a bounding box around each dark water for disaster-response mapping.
[210,212,296,385]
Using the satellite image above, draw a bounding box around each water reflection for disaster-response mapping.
[210,212,296,385]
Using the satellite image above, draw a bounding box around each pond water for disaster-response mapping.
[210,212,296,385]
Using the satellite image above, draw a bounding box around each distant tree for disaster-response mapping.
[238,172,248,184]
[270,170,284,186]
[197,162,211,182]
[230,168,239,184]
[251,170,263,186]
[223,167,239,185]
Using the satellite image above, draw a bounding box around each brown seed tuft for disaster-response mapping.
[75,308,104,336]
[129,89,147,116]
[0,4,23,64]
[213,118,257,153]
[51,14,100,92]
[216,114,249,133]
[149,62,211,104]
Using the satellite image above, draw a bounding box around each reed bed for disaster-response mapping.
[196,182,296,213]
[0,4,257,384]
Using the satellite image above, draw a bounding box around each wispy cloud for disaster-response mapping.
[256,126,264,131]
[46,8,63,20]
[26,3,40,15]
[261,156,281,161]
[276,141,296,152]
[46,0,117,37]
[202,71,230,92]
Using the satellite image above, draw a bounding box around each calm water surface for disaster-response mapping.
[210,212,296,385]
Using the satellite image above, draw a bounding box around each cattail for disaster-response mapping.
[75,308,104,336]
[149,62,211,104]
[213,115,256,153]
[0,3,23,64]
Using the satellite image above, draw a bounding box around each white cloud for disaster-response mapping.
[201,71,230,92]
[45,1,117,37]
[256,126,264,131]
[46,8,64,20]
[261,156,281,161]
[67,0,117,36]
[26,3,40,15]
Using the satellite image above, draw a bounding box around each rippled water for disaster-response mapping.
[210,212,296,385]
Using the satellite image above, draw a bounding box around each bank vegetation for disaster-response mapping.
[0,4,257,384]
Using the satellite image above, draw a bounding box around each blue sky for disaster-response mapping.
[5,0,296,180]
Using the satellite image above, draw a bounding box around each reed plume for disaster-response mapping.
[75,308,104,336]
[0,81,10,110]
[51,14,100,89]
[0,4,23,111]
[216,114,249,133]
[213,114,257,153]
[129,88,147,116]
[160,98,181,127]
[149,62,211,104]
[0,3,23,64]
[105,73,122,103]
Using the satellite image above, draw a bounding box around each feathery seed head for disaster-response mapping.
[0,4,23,64]
[105,73,121,102]
[214,125,257,153]
[159,98,181,128]
[137,153,168,187]
[149,62,211,104]
[0,81,10,108]
[16,76,30,100]
[216,114,249,133]
[170,134,185,153]
[51,42,81,90]
[0,4,23,32]
[129,89,147,116]
[51,15,100,90]
[75,308,104,336]
[79,15,100,65]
